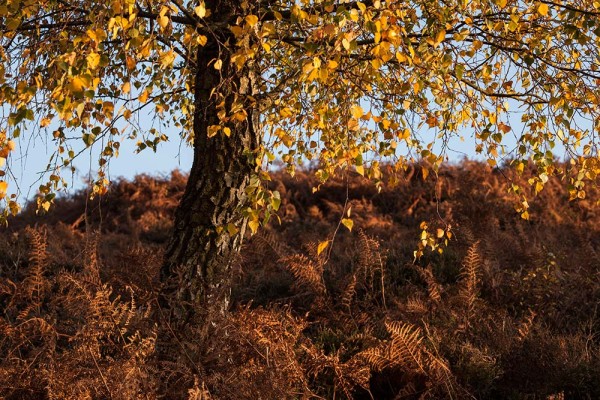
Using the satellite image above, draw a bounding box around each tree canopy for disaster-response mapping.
[1,1,600,293]
[2,1,600,222]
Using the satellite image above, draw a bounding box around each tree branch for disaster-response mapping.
[539,0,600,17]
[11,9,197,33]
[260,0,375,22]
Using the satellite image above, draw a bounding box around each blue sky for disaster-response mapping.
[8,132,194,202]
[8,128,483,203]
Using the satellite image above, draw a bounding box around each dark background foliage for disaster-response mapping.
[1,161,599,399]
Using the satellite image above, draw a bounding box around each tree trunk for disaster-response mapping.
[161,1,258,320]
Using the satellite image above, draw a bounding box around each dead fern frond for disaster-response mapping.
[281,254,326,297]
[26,227,47,271]
[356,230,387,307]
[253,231,291,260]
[359,320,456,398]
[357,230,382,281]
[517,309,536,342]
[305,349,371,399]
[417,265,442,303]
[22,227,50,311]
[359,347,389,372]
[459,240,481,312]
[83,232,101,286]
[359,321,425,372]
[188,378,212,400]
[360,322,426,373]
[341,274,357,311]
[406,296,429,314]
[197,306,312,399]
[357,231,378,274]
[386,321,425,371]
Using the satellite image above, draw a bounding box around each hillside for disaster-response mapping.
[1,162,599,399]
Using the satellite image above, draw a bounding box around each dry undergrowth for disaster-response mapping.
[1,163,599,399]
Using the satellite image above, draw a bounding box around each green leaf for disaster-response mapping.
[271,191,281,211]
[455,64,465,80]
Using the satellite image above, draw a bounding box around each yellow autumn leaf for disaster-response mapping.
[435,29,446,46]
[245,14,259,27]
[197,35,208,46]
[157,14,169,29]
[194,2,206,18]
[214,59,223,70]
[351,105,363,119]
[139,89,149,103]
[342,38,351,50]
[261,22,276,37]
[248,219,259,234]
[70,76,87,93]
[226,223,239,236]
[317,240,329,255]
[86,52,100,69]
[413,80,423,94]
[5,18,20,31]
[86,28,97,42]
[279,107,293,118]
[159,50,175,68]
[537,3,549,16]
[516,161,525,174]
[41,200,51,212]
[230,26,244,37]
[40,117,52,127]
[396,52,407,63]
[341,218,354,231]
[398,128,411,140]
[207,125,220,138]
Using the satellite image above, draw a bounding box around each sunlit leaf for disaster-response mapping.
[195,2,206,18]
[342,218,354,231]
[245,15,259,27]
[317,240,330,255]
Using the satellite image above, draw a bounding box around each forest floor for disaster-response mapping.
[1,161,599,399]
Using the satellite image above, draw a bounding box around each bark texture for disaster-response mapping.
[161,0,259,318]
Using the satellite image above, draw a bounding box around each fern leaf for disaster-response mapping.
[281,254,326,296]
[417,265,442,303]
[385,321,424,370]
[459,241,481,311]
